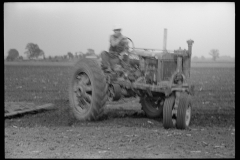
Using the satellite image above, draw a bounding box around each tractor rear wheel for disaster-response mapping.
[163,94,175,129]
[176,92,192,129]
[69,58,108,121]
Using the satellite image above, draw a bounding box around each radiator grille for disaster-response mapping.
[162,60,177,81]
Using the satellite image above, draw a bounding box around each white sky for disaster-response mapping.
[4,2,235,58]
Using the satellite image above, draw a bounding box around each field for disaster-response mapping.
[4,62,235,158]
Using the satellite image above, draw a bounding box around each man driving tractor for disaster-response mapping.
[101,24,130,72]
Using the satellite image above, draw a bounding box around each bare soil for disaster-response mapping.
[4,63,235,158]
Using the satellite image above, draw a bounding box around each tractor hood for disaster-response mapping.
[132,49,164,57]
[131,48,174,59]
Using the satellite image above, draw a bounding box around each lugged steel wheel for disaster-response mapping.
[176,92,192,129]
[69,58,108,121]
[163,94,175,129]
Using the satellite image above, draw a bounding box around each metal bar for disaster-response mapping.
[177,57,183,72]
[157,57,162,82]
[5,103,54,118]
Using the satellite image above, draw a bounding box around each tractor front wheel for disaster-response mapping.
[163,94,175,129]
[176,92,192,129]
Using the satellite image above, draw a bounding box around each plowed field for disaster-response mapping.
[4,62,235,158]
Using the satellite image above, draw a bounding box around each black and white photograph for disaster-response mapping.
[4,2,235,158]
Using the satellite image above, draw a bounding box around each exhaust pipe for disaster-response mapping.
[187,39,194,57]
[183,39,194,78]
[163,28,167,51]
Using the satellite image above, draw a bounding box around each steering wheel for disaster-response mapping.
[126,37,135,53]
[125,37,140,61]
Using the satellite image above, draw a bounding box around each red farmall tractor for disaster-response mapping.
[69,29,194,129]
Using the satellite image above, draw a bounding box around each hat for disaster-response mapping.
[113,24,121,31]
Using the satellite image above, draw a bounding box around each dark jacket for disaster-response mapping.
[109,34,129,55]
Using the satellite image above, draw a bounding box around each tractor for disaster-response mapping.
[68,29,194,129]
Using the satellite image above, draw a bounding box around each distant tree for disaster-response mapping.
[96,54,100,59]
[48,56,52,60]
[75,52,81,59]
[53,56,58,62]
[192,56,199,61]
[18,56,23,61]
[59,56,64,60]
[63,55,67,59]
[77,52,84,58]
[6,49,19,61]
[209,49,220,61]
[86,49,95,56]
[67,52,74,59]
[24,43,45,59]
[201,56,205,60]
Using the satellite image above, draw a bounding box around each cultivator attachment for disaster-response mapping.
[5,102,54,118]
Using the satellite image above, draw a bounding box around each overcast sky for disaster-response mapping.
[4,2,235,58]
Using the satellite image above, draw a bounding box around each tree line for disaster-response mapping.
[5,43,99,61]
[192,49,221,61]
[6,42,221,61]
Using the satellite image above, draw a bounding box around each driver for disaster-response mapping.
[101,24,129,72]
